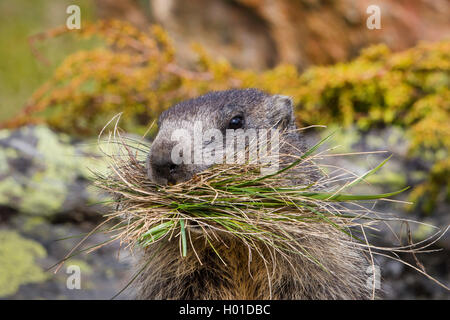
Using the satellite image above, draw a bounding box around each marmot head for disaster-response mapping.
[147,88,298,185]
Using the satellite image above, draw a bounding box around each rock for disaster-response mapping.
[2,216,135,299]
[0,125,141,299]
[0,125,109,219]
[0,230,48,297]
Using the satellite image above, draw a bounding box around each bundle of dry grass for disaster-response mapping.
[96,134,399,258]
[56,123,449,299]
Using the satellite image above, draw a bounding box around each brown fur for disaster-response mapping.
[136,227,371,299]
[137,89,372,299]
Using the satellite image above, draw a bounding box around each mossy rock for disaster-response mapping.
[0,230,48,297]
[0,125,113,217]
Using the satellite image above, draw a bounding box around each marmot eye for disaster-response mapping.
[228,115,244,129]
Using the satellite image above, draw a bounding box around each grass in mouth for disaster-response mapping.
[53,118,449,299]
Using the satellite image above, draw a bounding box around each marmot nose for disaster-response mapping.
[152,161,179,185]
[167,163,178,185]
[147,139,182,185]
[168,163,177,175]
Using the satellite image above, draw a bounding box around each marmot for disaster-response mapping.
[137,88,372,299]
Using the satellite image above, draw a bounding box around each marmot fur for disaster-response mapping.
[138,89,371,299]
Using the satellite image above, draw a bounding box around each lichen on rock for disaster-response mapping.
[0,125,105,217]
[0,230,48,297]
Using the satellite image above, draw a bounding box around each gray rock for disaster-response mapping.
[2,216,135,299]
[0,125,136,219]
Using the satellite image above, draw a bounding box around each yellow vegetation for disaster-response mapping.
[3,20,449,212]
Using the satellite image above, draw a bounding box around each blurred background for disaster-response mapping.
[0,0,448,299]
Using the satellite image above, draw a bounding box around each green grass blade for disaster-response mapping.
[345,155,393,189]
[295,186,410,201]
[180,218,187,257]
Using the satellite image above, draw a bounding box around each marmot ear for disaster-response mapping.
[268,95,295,129]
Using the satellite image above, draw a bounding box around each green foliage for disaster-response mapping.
[3,20,449,212]
[294,43,449,212]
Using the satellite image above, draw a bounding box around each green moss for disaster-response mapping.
[0,151,10,176]
[20,216,47,233]
[0,177,23,205]
[16,126,75,215]
[413,224,435,241]
[0,125,106,216]
[0,230,48,297]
